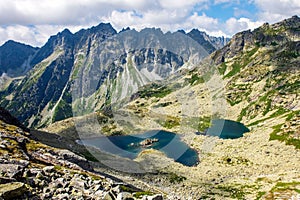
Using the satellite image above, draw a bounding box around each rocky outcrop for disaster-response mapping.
[0,182,27,199]
[212,15,300,65]
[139,138,159,147]
[0,109,164,199]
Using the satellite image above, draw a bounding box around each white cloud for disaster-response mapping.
[254,0,300,22]
[0,25,90,47]
[1,0,295,47]
[158,0,208,9]
[225,17,264,35]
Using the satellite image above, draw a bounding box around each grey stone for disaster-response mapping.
[0,164,24,179]
[55,193,69,200]
[43,166,55,174]
[0,182,27,199]
[69,178,86,190]
[117,192,134,200]
[147,194,163,200]
[103,191,115,200]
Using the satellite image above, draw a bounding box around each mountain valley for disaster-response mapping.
[0,16,299,199]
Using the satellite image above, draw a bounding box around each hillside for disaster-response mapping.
[0,15,299,199]
[0,107,168,199]
[44,16,300,199]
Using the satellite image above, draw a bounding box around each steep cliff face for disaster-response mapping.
[0,23,227,128]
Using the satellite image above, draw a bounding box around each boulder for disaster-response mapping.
[42,166,55,175]
[147,194,163,200]
[0,164,24,179]
[0,182,27,199]
[117,192,134,200]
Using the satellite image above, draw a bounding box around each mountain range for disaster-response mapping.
[0,15,299,199]
[0,23,229,128]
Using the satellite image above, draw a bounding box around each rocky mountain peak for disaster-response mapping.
[59,28,73,37]
[0,40,38,77]
[213,15,300,65]
[187,29,217,54]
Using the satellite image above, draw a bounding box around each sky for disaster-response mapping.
[0,0,299,47]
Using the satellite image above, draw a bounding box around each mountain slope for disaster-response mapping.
[0,40,38,77]
[0,23,227,128]
[44,16,300,199]
[0,108,164,199]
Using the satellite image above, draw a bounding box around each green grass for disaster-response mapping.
[157,116,180,129]
[271,182,300,193]
[237,108,247,122]
[168,172,187,183]
[269,124,300,149]
[198,116,211,132]
[216,185,246,199]
[188,74,205,85]
[120,185,135,192]
[218,62,227,75]
[256,191,266,200]
[52,99,73,123]
[138,83,172,99]
[224,62,242,78]
[133,191,155,198]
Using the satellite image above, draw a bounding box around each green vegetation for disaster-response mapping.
[216,185,246,199]
[247,108,288,127]
[262,25,285,36]
[227,85,251,106]
[269,124,300,149]
[223,47,258,80]
[157,116,180,129]
[168,172,187,183]
[138,83,172,99]
[133,191,154,198]
[271,182,300,193]
[52,99,73,123]
[224,62,242,78]
[218,62,227,75]
[187,74,205,85]
[237,108,247,122]
[256,191,266,200]
[198,116,211,132]
[72,54,84,79]
[119,185,136,193]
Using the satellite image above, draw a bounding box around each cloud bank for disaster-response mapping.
[0,0,298,46]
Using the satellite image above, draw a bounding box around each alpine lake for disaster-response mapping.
[79,119,250,166]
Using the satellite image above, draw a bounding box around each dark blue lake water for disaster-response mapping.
[80,119,249,166]
[205,119,250,139]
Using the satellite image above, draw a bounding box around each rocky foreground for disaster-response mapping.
[0,107,163,200]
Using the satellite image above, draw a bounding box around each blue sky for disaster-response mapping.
[205,1,258,21]
[0,0,299,47]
